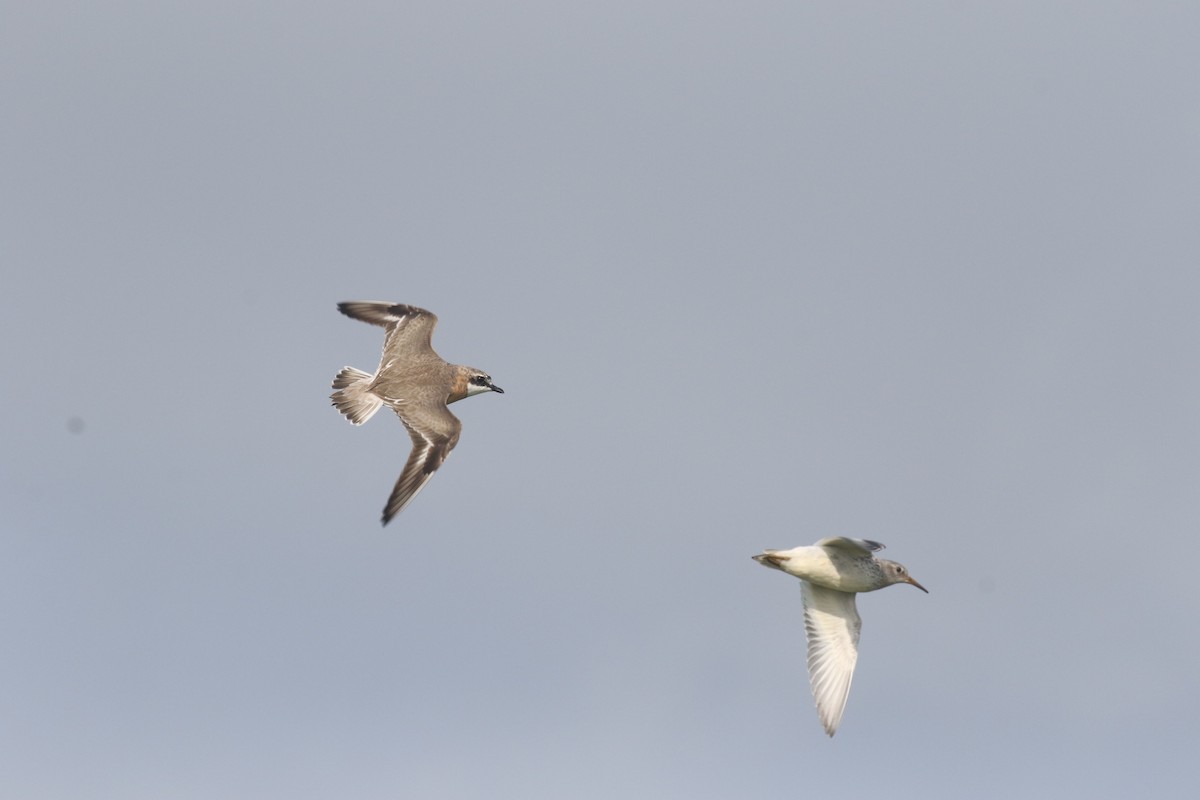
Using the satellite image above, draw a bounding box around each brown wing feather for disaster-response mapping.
[337,302,441,365]
[380,402,462,525]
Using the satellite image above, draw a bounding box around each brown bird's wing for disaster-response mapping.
[337,302,441,366]
[381,398,462,525]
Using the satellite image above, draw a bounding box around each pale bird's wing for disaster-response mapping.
[382,398,462,525]
[800,581,862,737]
[815,537,885,556]
[337,302,441,364]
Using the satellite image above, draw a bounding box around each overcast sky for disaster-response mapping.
[3,3,1199,798]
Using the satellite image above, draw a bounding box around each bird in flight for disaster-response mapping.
[753,537,926,736]
[331,301,503,525]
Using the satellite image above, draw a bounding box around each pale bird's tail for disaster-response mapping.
[331,367,384,425]
[752,551,791,571]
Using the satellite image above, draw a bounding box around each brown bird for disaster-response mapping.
[331,301,503,525]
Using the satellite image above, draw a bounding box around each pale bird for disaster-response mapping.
[753,537,927,736]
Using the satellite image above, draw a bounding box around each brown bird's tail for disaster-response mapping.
[330,367,384,425]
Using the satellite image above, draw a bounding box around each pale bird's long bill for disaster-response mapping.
[905,576,929,593]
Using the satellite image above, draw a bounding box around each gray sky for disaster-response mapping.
[3,3,1199,798]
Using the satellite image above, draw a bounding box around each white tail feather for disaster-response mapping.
[331,367,384,425]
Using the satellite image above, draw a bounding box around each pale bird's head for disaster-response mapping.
[880,560,928,592]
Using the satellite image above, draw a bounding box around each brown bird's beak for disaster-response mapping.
[489,383,504,394]
[905,576,929,593]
